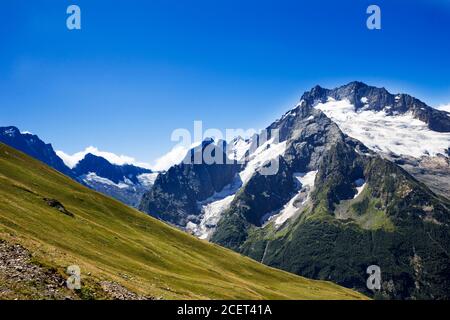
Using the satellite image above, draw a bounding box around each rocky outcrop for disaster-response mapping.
[99,281,150,300]
[391,154,450,198]
[139,139,241,226]
[0,240,150,300]
[44,198,74,217]
[0,240,76,300]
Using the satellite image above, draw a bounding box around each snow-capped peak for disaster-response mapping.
[315,98,450,159]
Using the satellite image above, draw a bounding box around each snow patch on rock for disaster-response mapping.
[228,137,252,162]
[84,172,129,189]
[188,176,242,240]
[239,138,287,185]
[137,173,159,187]
[273,170,318,227]
[354,178,366,199]
[315,99,450,159]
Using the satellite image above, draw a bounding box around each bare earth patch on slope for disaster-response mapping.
[0,239,76,299]
[0,239,149,300]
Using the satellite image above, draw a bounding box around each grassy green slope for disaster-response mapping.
[0,143,366,300]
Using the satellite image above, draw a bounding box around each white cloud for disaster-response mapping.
[435,103,450,113]
[151,145,190,172]
[56,146,151,170]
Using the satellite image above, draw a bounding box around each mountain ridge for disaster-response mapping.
[0,126,74,177]
[0,126,155,207]
[301,81,450,132]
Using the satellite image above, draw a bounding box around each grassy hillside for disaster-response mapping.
[0,143,366,300]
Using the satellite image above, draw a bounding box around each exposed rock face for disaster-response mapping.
[391,155,450,197]
[139,139,240,226]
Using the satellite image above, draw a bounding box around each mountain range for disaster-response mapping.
[0,142,365,299]
[0,127,157,207]
[139,82,450,299]
[2,81,449,299]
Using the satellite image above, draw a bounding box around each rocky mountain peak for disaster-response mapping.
[301,82,450,132]
[73,153,151,185]
[0,126,73,177]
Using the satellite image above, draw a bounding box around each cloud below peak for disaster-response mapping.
[150,145,190,172]
[56,146,151,170]
[435,103,450,113]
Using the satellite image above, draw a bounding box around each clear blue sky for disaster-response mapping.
[1,0,449,165]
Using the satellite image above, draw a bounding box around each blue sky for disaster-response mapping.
[1,0,449,168]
